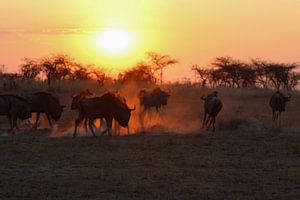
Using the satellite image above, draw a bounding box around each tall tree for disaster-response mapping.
[191,64,212,87]
[147,52,178,86]
[19,58,41,80]
[40,54,73,87]
[118,62,156,84]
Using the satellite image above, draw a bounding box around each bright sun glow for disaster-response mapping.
[97,29,133,54]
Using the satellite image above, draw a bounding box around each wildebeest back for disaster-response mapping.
[25,92,64,121]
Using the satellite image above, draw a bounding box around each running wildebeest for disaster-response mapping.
[71,90,130,136]
[269,91,291,127]
[25,92,65,129]
[73,92,135,137]
[138,87,170,131]
[0,94,31,133]
[201,91,222,132]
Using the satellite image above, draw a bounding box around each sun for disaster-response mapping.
[97,29,133,54]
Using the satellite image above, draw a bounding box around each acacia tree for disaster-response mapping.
[147,52,178,86]
[19,58,41,80]
[70,63,91,80]
[40,54,73,87]
[251,58,299,89]
[118,62,156,84]
[191,64,212,87]
[89,66,106,86]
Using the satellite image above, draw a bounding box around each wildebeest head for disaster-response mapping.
[50,105,65,121]
[113,97,136,127]
[202,91,218,101]
[156,90,170,106]
[279,92,291,112]
[270,91,291,112]
[19,100,32,120]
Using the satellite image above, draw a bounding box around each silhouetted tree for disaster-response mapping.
[70,63,91,80]
[147,52,178,86]
[191,64,212,87]
[40,54,73,87]
[211,57,251,88]
[118,62,156,84]
[251,58,299,89]
[19,58,41,80]
[90,67,106,86]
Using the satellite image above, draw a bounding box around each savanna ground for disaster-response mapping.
[0,81,299,199]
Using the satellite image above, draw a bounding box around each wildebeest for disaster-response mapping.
[25,92,65,129]
[138,87,170,131]
[269,91,291,126]
[73,92,135,137]
[201,91,222,132]
[0,94,31,132]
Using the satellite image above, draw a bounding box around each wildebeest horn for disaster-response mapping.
[129,105,136,111]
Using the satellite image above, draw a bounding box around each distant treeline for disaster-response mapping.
[191,57,300,90]
[0,54,299,90]
[0,52,178,89]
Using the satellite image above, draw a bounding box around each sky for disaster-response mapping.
[0,0,300,81]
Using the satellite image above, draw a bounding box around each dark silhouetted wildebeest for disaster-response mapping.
[269,91,291,127]
[73,92,135,137]
[25,92,65,129]
[201,91,222,132]
[0,94,31,133]
[138,87,170,131]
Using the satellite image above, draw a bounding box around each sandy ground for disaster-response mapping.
[0,130,299,200]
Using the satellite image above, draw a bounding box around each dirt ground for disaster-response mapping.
[0,130,299,200]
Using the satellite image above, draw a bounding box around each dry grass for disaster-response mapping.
[0,131,299,199]
[0,82,300,199]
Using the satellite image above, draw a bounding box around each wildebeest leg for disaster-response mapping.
[114,119,118,136]
[272,110,276,123]
[211,117,216,132]
[84,118,89,132]
[139,109,146,132]
[127,126,130,135]
[101,117,110,136]
[274,111,280,128]
[155,107,162,125]
[148,108,154,127]
[7,116,14,134]
[205,114,211,128]
[202,111,207,129]
[106,116,113,137]
[206,115,213,131]
[13,117,19,130]
[46,114,53,128]
[88,119,97,137]
[73,115,84,137]
[34,112,40,130]
[278,112,282,128]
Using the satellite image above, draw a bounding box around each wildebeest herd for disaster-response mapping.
[0,88,291,135]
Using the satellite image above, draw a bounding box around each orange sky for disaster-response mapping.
[0,0,300,81]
